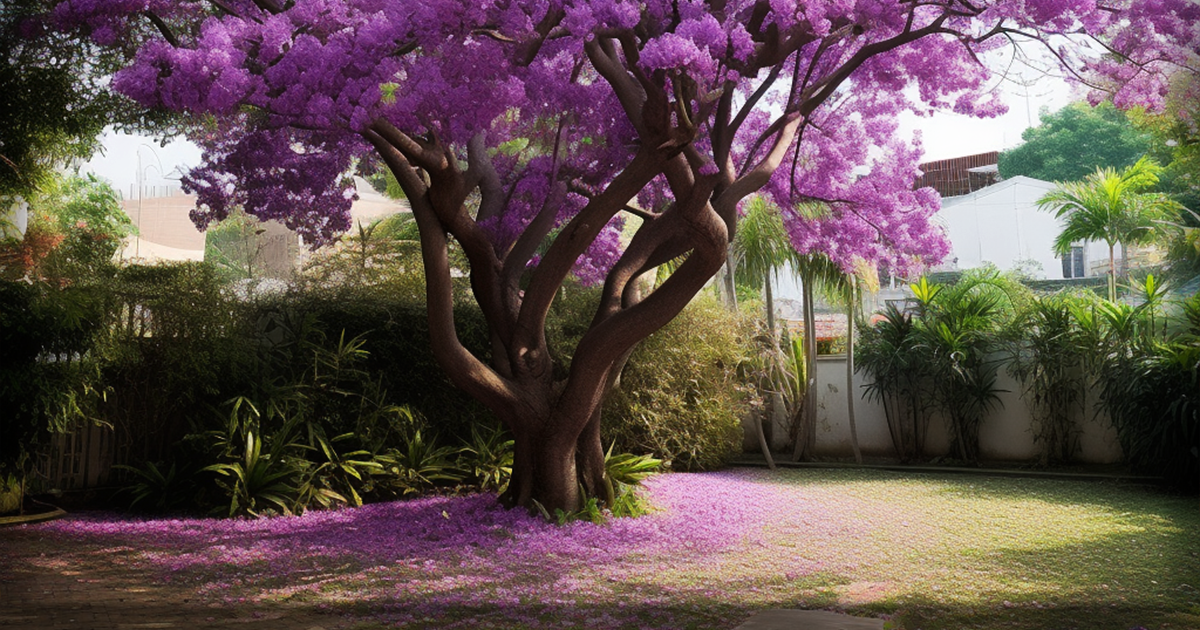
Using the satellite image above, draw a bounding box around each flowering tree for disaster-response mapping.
[54,0,1197,511]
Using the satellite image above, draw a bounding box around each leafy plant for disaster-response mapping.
[591,293,749,471]
[913,273,1020,463]
[113,461,194,512]
[1092,291,1200,490]
[203,428,301,518]
[856,303,933,462]
[858,270,1024,464]
[379,430,463,496]
[458,422,514,493]
[600,446,661,518]
[1007,293,1091,464]
[298,431,384,509]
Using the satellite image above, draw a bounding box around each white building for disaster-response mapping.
[934,175,1106,280]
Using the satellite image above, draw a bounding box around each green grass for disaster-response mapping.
[753,469,1200,629]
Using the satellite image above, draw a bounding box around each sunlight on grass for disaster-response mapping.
[19,468,1200,630]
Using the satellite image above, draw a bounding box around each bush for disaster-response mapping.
[248,283,495,442]
[597,294,751,471]
[0,279,107,482]
[1093,288,1199,491]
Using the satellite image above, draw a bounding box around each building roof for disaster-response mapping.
[916,151,1000,197]
[938,175,1056,210]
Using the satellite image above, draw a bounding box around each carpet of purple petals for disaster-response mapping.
[11,468,1200,630]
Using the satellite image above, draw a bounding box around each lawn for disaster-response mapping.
[7,468,1199,629]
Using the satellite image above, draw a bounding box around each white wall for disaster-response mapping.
[936,176,1108,280]
[794,354,1123,464]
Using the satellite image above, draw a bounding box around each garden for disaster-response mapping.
[4,1,1200,629]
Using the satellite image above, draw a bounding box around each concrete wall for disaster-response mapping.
[771,354,1125,464]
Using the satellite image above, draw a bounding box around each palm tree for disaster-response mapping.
[732,196,798,339]
[1038,157,1183,302]
[731,196,798,466]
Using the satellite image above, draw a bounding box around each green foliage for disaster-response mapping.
[113,461,193,513]
[32,174,134,278]
[998,101,1152,183]
[856,304,932,462]
[538,448,659,525]
[731,196,798,290]
[858,270,1027,463]
[0,279,107,481]
[299,213,424,297]
[202,209,267,281]
[914,271,1027,462]
[1037,156,1184,301]
[1090,286,1199,491]
[203,427,302,518]
[0,472,23,514]
[0,0,178,200]
[603,446,662,486]
[378,430,464,496]
[1006,293,1094,464]
[594,293,750,471]
[457,422,514,493]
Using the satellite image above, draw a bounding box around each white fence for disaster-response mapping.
[758,354,1124,464]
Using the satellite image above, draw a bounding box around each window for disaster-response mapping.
[1061,245,1086,278]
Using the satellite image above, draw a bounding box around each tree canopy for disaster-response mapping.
[52,0,1200,511]
[998,101,1152,183]
[0,0,178,201]
[1037,157,1184,301]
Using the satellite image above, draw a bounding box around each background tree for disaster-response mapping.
[0,0,176,202]
[1038,157,1184,302]
[56,0,1199,512]
[999,101,1151,183]
[1131,74,1200,288]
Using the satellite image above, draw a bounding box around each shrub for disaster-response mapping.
[596,293,751,471]
[1094,287,1199,491]
[1007,292,1094,465]
[248,284,495,442]
[857,270,1028,464]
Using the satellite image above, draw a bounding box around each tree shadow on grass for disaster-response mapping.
[850,525,1200,630]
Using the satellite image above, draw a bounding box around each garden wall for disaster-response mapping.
[772,355,1124,464]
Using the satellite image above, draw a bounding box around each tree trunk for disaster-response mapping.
[1108,242,1117,302]
[792,272,818,461]
[721,251,739,311]
[846,278,863,464]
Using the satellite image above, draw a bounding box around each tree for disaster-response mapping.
[1131,74,1200,287]
[1038,157,1184,302]
[0,0,176,202]
[56,0,1198,512]
[733,196,797,343]
[998,101,1151,183]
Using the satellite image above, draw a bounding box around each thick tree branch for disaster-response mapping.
[363,128,523,416]
[516,148,663,354]
[585,37,649,137]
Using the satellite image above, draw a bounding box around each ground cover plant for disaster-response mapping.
[4,468,1197,630]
